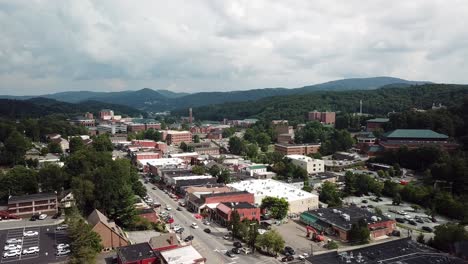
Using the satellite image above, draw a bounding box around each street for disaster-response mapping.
[143,180,281,264]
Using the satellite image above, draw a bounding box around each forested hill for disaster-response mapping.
[0,98,146,119]
[181,84,468,122]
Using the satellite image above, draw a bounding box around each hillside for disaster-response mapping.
[0,77,429,112]
[180,84,468,122]
[0,98,146,119]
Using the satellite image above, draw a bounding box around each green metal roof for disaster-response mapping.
[367,118,390,123]
[383,129,448,139]
[249,165,266,170]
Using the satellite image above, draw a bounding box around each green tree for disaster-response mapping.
[256,132,271,152]
[319,182,343,207]
[260,197,289,219]
[193,135,200,143]
[208,165,221,177]
[349,219,370,244]
[191,165,205,175]
[228,137,246,155]
[432,223,468,253]
[38,164,69,192]
[69,137,85,154]
[255,230,285,256]
[67,207,102,264]
[47,141,63,154]
[230,210,241,239]
[392,193,402,205]
[3,130,30,165]
[217,169,231,184]
[92,134,113,152]
[245,144,259,159]
[0,166,38,200]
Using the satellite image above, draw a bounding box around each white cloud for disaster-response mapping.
[0,0,467,95]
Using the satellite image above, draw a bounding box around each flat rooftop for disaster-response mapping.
[275,143,321,147]
[169,152,199,158]
[9,192,56,203]
[306,238,466,264]
[166,130,191,135]
[228,179,317,202]
[144,158,184,166]
[159,245,205,264]
[286,154,322,162]
[173,175,214,181]
[117,242,156,263]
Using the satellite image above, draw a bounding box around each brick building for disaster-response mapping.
[165,130,192,145]
[379,129,458,152]
[366,118,389,132]
[215,202,260,226]
[308,111,336,125]
[274,143,320,155]
[87,209,129,250]
[300,207,395,241]
[117,242,157,264]
[277,134,294,144]
[8,193,58,217]
[127,124,146,132]
[185,189,253,215]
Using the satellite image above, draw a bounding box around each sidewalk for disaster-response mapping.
[0,217,64,230]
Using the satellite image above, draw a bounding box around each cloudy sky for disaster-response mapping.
[1,0,467,95]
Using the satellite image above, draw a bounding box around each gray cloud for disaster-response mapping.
[0,0,467,95]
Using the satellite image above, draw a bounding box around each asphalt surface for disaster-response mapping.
[143,180,281,264]
[0,225,70,264]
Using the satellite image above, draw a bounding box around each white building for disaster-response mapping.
[228,179,319,214]
[244,164,267,176]
[286,155,324,174]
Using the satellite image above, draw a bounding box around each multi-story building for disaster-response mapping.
[366,118,389,132]
[8,193,58,217]
[228,179,319,214]
[378,129,458,152]
[286,155,324,174]
[277,133,294,144]
[185,188,253,214]
[71,116,95,127]
[308,111,336,125]
[300,207,395,241]
[127,123,146,132]
[99,109,114,120]
[215,202,260,226]
[274,143,321,155]
[165,130,192,145]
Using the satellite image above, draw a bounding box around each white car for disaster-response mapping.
[56,249,71,256]
[202,220,210,225]
[56,244,70,250]
[56,224,68,230]
[23,231,39,237]
[191,223,199,229]
[38,214,47,220]
[3,250,21,258]
[6,238,22,244]
[4,244,21,251]
[22,247,39,255]
[165,207,172,211]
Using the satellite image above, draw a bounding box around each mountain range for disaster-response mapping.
[0,77,430,112]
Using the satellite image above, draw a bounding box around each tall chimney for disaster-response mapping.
[189,108,193,124]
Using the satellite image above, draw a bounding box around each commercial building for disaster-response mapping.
[275,143,321,155]
[168,152,199,164]
[366,118,389,132]
[8,193,58,217]
[300,207,395,241]
[87,209,129,250]
[71,116,95,127]
[137,208,159,224]
[146,158,185,175]
[158,245,206,264]
[379,129,458,151]
[100,109,114,120]
[243,164,267,177]
[165,130,192,145]
[286,155,324,174]
[149,233,179,252]
[308,111,336,125]
[165,175,218,194]
[117,242,157,264]
[305,237,465,264]
[228,179,319,214]
[127,122,161,132]
[215,202,260,226]
[185,188,253,214]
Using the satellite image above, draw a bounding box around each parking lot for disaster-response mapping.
[0,225,70,264]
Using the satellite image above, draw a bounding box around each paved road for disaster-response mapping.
[143,181,279,264]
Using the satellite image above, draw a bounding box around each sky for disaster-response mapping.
[1,0,468,95]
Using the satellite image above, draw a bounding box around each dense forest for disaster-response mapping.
[0,97,146,119]
[180,84,468,122]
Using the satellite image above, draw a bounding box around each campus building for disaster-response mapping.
[8,193,58,217]
[274,143,321,156]
[164,130,192,145]
[286,155,325,174]
[308,111,336,125]
[366,118,389,132]
[379,129,458,151]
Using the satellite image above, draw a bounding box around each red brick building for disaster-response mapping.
[215,202,260,226]
[274,143,320,155]
[8,193,58,217]
[366,118,389,132]
[308,111,336,125]
[165,131,192,145]
[300,207,395,242]
[117,242,157,264]
[379,129,458,152]
[186,190,254,215]
[131,140,158,148]
[128,124,146,132]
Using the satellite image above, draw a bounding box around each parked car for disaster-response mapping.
[191,223,199,229]
[241,247,251,254]
[422,226,434,232]
[223,235,231,240]
[282,255,294,262]
[416,218,424,223]
[233,241,242,248]
[362,200,368,204]
[56,224,68,230]
[408,220,417,226]
[4,244,21,251]
[231,247,241,254]
[176,207,182,211]
[30,214,39,221]
[3,249,21,258]
[52,211,62,219]
[165,207,172,211]
[203,228,211,233]
[226,251,235,258]
[367,204,374,208]
[56,249,71,256]
[395,218,406,223]
[175,228,185,234]
[23,231,39,237]
[6,238,22,244]
[284,246,295,255]
[184,235,194,242]
[202,220,210,225]
[22,246,40,255]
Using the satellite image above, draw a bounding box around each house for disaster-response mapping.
[158,245,206,264]
[117,242,157,264]
[215,202,260,226]
[149,233,179,252]
[59,191,75,209]
[300,207,395,241]
[8,193,58,217]
[87,209,129,250]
